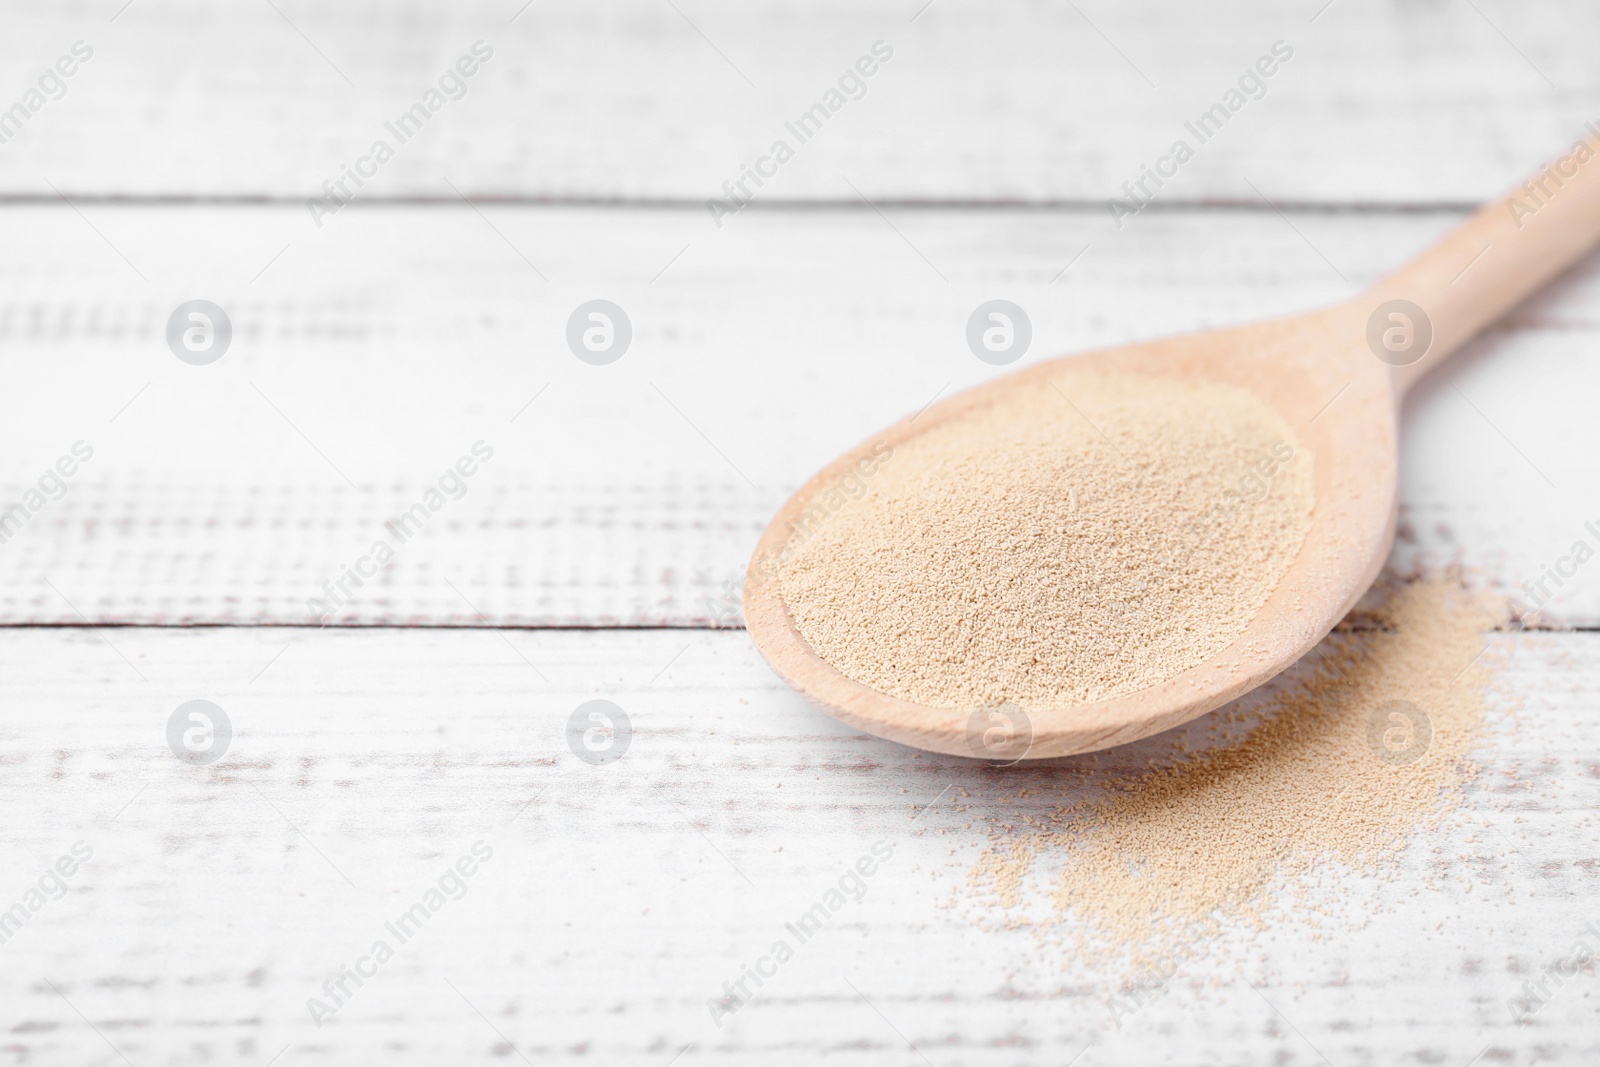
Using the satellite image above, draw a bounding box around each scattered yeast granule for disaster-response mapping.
[780,370,1314,710]
[969,576,1503,957]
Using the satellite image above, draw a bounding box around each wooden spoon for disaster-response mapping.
[745,133,1600,760]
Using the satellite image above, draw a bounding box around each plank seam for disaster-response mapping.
[0,194,1482,214]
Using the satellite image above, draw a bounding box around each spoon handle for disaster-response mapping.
[1372,130,1600,396]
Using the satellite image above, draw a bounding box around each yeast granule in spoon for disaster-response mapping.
[779,370,1315,710]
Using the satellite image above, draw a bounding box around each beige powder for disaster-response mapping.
[780,370,1314,710]
[968,575,1502,957]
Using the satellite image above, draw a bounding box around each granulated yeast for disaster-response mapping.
[780,370,1314,709]
[969,576,1502,956]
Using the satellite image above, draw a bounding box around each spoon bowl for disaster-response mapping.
[745,135,1600,759]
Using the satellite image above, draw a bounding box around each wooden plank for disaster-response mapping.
[0,624,1593,1064]
[2,0,1596,202]
[3,203,1596,625]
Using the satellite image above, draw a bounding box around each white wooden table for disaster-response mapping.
[3,1,1599,1062]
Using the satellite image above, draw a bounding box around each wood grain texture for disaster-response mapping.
[1,204,1595,626]
[1,0,1597,202]
[0,624,1592,1065]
